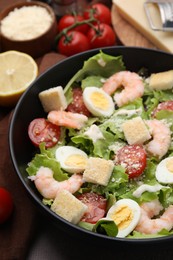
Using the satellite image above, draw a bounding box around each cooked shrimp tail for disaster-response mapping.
[145,119,171,159]
[47,110,88,130]
[135,199,173,234]
[102,71,144,107]
[29,166,84,199]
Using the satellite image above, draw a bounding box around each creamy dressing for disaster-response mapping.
[115,108,142,117]
[84,124,105,143]
[133,184,164,198]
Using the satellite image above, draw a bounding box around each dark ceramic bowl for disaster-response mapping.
[0,1,57,58]
[9,46,173,248]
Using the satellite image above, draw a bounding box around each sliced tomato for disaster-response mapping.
[152,100,173,117]
[77,192,107,224]
[28,118,61,148]
[0,187,13,224]
[116,145,147,179]
[66,87,91,116]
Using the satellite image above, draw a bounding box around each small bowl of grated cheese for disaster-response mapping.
[0,1,57,58]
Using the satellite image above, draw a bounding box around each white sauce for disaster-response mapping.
[84,124,104,143]
[115,108,142,117]
[133,183,164,198]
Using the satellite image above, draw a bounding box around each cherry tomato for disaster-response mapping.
[152,101,173,117]
[116,145,147,179]
[28,118,61,148]
[58,14,89,34]
[0,187,13,224]
[58,31,90,56]
[87,23,116,49]
[66,87,91,116]
[77,192,107,224]
[83,3,112,25]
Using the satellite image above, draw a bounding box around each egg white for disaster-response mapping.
[55,146,88,174]
[156,157,173,184]
[106,198,141,238]
[83,86,114,117]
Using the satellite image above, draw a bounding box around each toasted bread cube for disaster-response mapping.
[122,116,151,145]
[51,189,87,224]
[149,70,173,90]
[83,157,114,186]
[39,86,67,113]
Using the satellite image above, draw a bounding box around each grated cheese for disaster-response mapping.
[0,6,53,40]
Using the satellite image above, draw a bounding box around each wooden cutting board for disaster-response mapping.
[111,4,157,49]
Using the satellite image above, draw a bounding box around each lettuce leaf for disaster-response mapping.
[64,51,125,103]
[93,218,118,237]
[128,229,173,239]
[26,143,68,181]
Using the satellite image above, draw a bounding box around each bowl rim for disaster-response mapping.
[9,46,173,245]
[0,0,56,42]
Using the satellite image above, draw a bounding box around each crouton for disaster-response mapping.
[122,116,151,145]
[51,189,87,224]
[149,70,173,90]
[83,157,114,186]
[39,86,67,113]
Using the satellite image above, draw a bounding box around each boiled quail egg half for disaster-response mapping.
[83,86,114,117]
[156,156,173,184]
[106,198,141,238]
[55,146,88,174]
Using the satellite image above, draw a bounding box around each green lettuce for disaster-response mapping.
[26,143,68,181]
[64,51,125,104]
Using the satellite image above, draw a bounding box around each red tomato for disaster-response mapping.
[87,23,116,49]
[58,31,90,56]
[152,101,173,117]
[83,3,112,25]
[66,87,91,116]
[28,118,61,148]
[116,145,147,179]
[58,14,89,34]
[0,187,13,224]
[77,192,107,224]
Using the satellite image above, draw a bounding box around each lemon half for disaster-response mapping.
[0,50,38,107]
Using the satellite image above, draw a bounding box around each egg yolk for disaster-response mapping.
[90,92,109,110]
[166,158,173,173]
[111,205,133,230]
[65,154,87,168]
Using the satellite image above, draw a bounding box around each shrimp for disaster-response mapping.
[102,71,144,107]
[145,119,171,159]
[135,199,173,234]
[29,166,84,199]
[47,110,88,130]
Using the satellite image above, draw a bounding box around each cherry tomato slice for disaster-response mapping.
[66,87,91,117]
[152,101,173,117]
[87,23,116,49]
[28,118,61,148]
[0,187,13,224]
[116,145,147,179]
[83,3,112,25]
[77,192,107,224]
